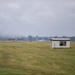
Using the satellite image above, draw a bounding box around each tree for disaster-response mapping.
[28,35,33,42]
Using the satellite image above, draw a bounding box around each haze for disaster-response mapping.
[0,0,75,37]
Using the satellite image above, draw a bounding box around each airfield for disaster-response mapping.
[0,42,75,75]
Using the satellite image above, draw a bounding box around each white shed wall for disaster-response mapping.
[51,41,70,49]
[66,41,70,48]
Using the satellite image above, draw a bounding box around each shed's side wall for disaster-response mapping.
[52,41,70,48]
[66,41,70,48]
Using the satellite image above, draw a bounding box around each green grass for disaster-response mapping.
[0,42,75,75]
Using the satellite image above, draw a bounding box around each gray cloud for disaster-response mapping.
[0,0,75,37]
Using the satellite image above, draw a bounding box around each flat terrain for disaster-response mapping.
[0,42,75,75]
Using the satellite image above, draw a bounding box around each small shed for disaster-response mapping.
[50,38,70,49]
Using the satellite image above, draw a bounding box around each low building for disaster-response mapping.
[50,38,70,49]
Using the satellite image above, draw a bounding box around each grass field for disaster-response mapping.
[0,42,75,75]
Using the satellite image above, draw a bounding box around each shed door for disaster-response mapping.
[52,42,55,48]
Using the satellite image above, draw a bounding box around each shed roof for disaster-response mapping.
[50,38,70,41]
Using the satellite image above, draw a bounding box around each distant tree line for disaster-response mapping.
[0,35,75,42]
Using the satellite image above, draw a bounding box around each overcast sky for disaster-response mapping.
[0,0,75,37]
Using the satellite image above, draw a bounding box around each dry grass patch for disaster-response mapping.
[0,42,75,75]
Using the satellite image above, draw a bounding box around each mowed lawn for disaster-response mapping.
[0,42,75,75]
